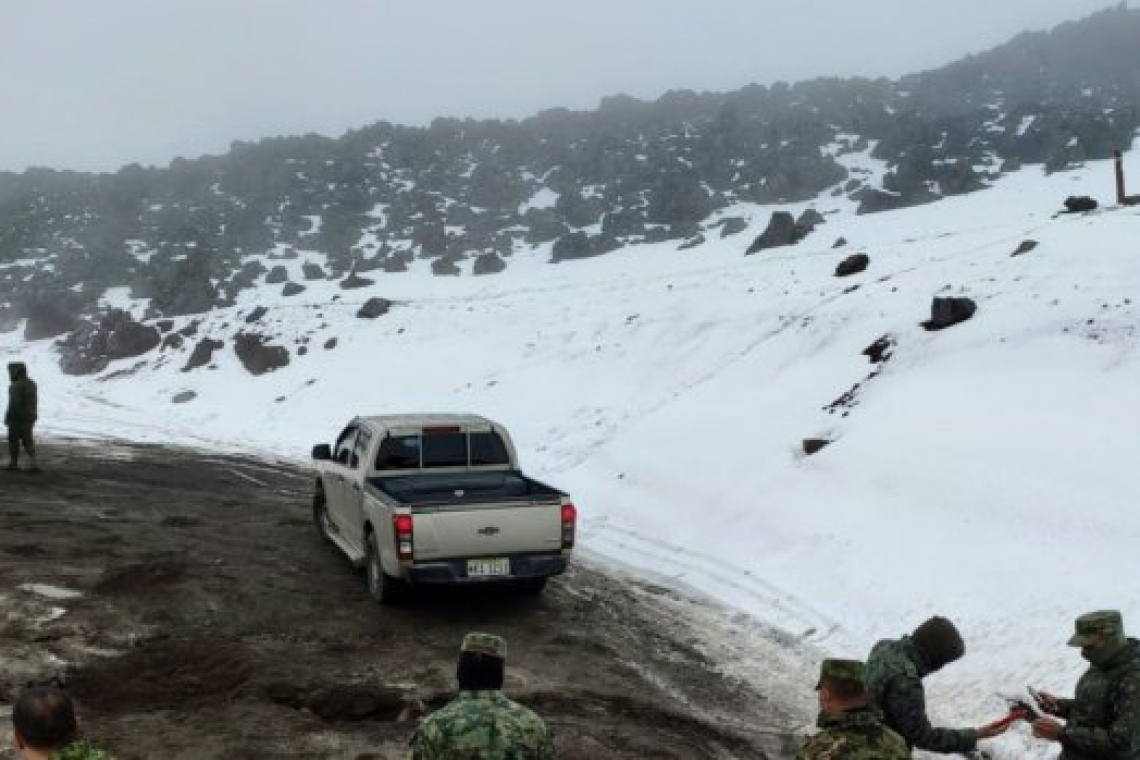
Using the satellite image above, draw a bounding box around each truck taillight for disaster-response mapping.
[394,514,414,561]
[561,502,576,550]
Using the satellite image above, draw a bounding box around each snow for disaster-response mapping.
[3,153,1139,757]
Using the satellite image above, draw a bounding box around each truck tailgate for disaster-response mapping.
[412,502,563,560]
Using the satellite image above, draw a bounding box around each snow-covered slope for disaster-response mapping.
[3,152,1138,755]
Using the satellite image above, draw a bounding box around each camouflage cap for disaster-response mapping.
[815,658,865,689]
[1068,610,1125,647]
[461,632,507,659]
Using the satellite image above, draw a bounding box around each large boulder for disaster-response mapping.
[835,254,870,277]
[265,265,290,284]
[57,310,161,375]
[183,338,225,371]
[302,262,327,280]
[356,297,392,319]
[431,257,462,276]
[473,252,506,276]
[1063,196,1097,213]
[233,332,290,375]
[923,297,977,331]
[745,211,811,254]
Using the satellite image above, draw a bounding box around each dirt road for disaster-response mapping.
[0,440,805,759]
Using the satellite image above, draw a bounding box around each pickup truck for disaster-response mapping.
[310,413,576,602]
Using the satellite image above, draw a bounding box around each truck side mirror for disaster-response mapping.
[312,444,332,461]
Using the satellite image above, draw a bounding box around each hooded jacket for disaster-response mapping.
[865,635,978,753]
[6,362,37,426]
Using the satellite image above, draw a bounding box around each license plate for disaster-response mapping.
[467,557,510,578]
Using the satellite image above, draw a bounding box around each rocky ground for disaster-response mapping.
[0,440,806,759]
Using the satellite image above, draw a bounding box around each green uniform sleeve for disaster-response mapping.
[881,674,978,753]
[1062,670,1140,760]
[1057,697,1075,720]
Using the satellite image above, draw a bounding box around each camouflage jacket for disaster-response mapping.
[1057,638,1140,760]
[865,636,977,753]
[50,739,114,760]
[796,706,910,760]
[409,690,555,760]
[6,374,37,425]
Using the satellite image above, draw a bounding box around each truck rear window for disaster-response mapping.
[375,431,510,469]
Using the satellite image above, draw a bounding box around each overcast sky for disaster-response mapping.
[0,0,1127,173]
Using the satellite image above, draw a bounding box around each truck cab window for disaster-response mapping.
[470,432,510,465]
[334,427,358,466]
[376,436,420,469]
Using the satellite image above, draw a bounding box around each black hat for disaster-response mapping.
[912,616,964,668]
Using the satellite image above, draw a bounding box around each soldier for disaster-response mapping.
[1031,610,1140,760]
[409,632,555,760]
[865,615,1011,753]
[797,658,909,760]
[11,681,113,759]
[5,361,39,472]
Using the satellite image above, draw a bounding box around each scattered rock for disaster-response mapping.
[244,306,268,324]
[923,297,977,331]
[1063,196,1097,213]
[162,333,185,351]
[431,257,462,276]
[172,391,197,404]
[719,217,748,238]
[265,265,290,284]
[744,211,812,254]
[803,438,831,455]
[1010,240,1039,257]
[324,338,337,350]
[233,332,290,375]
[677,234,706,250]
[357,297,392,319]
[835,254,870,277]
[282,282,306,297]
[156,320,175,333]
[473,252,506,275]
[832,237,848,248]
[302,262,327,280]
[862,335,895,364]
[340,272,374,289]
[183,338,225,371]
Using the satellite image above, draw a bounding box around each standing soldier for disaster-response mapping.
[6,361,39,472]
[865,615,1010,753]
[409,632,555,760]
[1031,610,1140,760]
[797,658,909,760]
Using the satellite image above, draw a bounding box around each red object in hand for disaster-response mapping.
[992,706,1029,731]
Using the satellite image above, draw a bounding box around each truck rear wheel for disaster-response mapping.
[366,531,405,604]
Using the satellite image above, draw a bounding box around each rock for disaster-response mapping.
[744,211,812,254]
[323,338,337,350]
[473,252,506,275]
[171,391,197,404]
[1063,196,1097,213]
[156,320,175,333]
[183,338,224,371]
[357,297,392,319]
[923,297,977,331]
[161,333,184,351]
[302,262,327,280]
[1010,240,1039,257]
[233,332,290,375]
[340,272,374,289]
[24,301,80,341]
[835,254,870,277]
[106,320,160,360]
[803,438,831,455]
[265,265,290,284]
[832,237,848,248]
[797,208,825,229]
[719,217,748,238]
[862,335,895,364]
[381,256,408,273]
[244,306,268,324]
[677,234,705,250]
[282,282,306,297]
[431,257,461,276]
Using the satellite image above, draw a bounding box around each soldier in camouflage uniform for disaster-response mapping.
[6,361,39,472]
[11,682,113,760]
[865,615,1010,754]
[797,658,910,760]
[1031,610,1140,760]
[409,632,555,760]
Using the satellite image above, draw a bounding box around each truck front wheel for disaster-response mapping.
[366,531,405,604]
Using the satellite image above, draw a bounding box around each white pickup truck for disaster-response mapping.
[310,413,576,602]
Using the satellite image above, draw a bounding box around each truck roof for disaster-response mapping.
[356,413,499,429]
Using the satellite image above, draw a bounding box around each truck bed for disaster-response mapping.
[369,470,563,507]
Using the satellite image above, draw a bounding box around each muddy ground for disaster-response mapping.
[0,440,804,759]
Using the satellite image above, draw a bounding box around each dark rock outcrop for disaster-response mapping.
[183,338,225,371]
[802,438,832,455]
[1063,196,1098,213]
[431,257,461,276]
[862,335,895,364]
[265,266,290,284]
[233,332,290,375]
[282,282,306,297]
[244,306,268,324]
[172,391,197,404]
[339,272,374,289]
[1011,240,1039,256]
[923,296,977,331]
[302,262,327,280]
[745,211,813,254]
[719,217,748,237]
[356,297,392,319]
[835,254,870,277]
[473,252,506,276]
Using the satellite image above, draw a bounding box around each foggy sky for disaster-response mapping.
[0,0,1127,173]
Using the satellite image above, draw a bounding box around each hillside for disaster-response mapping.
[2,6,1139,382]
